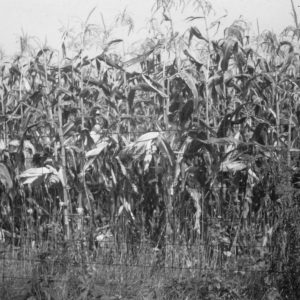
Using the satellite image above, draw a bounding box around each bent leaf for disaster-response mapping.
[221,39,239,71]
[136,132,160,143]
[157,136,174,166]
[141,74,168,98]
[20,167,53,178]
[20,166,61,186]
[188,27,208,46]
[123,48,157,67]
[186,187,202,233]
[220,161,247,172]
[86,141,109,158]
[143,140,153,172]
[178,70,198,109]
[0,163,13,190]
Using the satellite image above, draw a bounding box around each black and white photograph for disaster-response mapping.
[0,0,298,299]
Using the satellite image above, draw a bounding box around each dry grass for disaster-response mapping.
[0,240,279,300]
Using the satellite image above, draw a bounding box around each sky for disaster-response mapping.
[0,0,295,55]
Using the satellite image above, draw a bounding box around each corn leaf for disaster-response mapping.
[220,160,247,172]
[188,27,208,46]
[85,141,109,158]
[178,70,199,109]
[0,163,13,190]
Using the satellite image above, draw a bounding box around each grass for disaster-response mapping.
[0,238,279,300]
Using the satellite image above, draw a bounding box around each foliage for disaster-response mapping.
[0,0,300,298]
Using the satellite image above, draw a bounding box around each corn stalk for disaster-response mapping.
[57,54,71,239]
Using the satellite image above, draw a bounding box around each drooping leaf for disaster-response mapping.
[217,114,232,138]
[242,201,250,219]
[127,88,136,112]
[143,140,153,172]
[136,132,160,143]
[116,156,127,176]
[141,74,168,98]
[102,39,123,53]
[22,176,44,186]
[208,73,224,100]
[183,49,203,70]
[0,140,5,151]
[9,65,21,77]
[280,52,294,73]
[57,167,66,187]
[186,16,204,22]
[251,123,269,145]
[110,168,117,185]
[131,182,138,193]
[123,48,157,67]
[83,156,97,174]
[178,70,198,108]
[188,27,208,46]
[221,39,239,71]
[93,53,124,70]
[21,77,31,92]
[19,167,53,178]
[204,137,242,145]
[209,14,227,32]
[23,140,36,155]
[234,50,247,73]
[186,187,201,233]
[157,136,175,166]
[105,98,119,113]
[56,87,72,97]
[163,12,171,21]
[118,197,135,220]
[82,184,94,213]
[85,141,109,158]
[0,163,13,190]
[96,58,101,74]
[120,132,170,166]
[36,48,51,60]
[277,41,294,55]
[46,174,61,185]
[225,24,244,45]
[220,160,247,172]
[179,100,194,124]
[19,166,61,186]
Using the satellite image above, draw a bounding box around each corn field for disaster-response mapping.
[0,0,300,299]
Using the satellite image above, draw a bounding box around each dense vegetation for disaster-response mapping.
[0,0,300,299]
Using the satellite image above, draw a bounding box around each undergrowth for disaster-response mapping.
[0,242,281,300]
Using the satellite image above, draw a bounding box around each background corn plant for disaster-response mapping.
[0,0,300,298]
